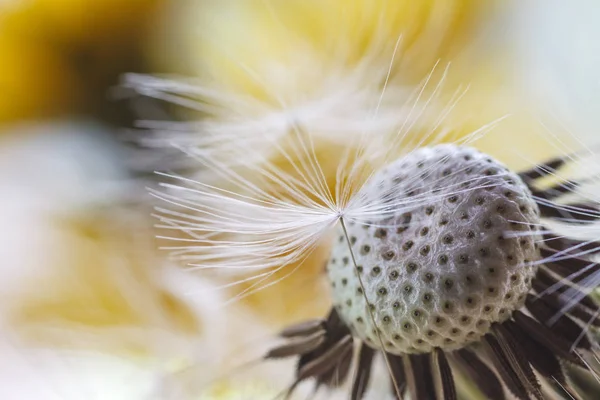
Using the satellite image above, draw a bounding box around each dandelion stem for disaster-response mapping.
[340,217,402,399]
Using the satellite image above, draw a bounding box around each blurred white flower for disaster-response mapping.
[0,121,238,399]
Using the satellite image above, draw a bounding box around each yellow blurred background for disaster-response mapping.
[0,0,164,124]
[0,1,599,399]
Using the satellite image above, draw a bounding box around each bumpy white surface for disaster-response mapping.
[326,144,541,354]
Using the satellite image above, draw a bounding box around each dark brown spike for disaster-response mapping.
[533,266,557,289]
[542,232,600,255]
[483,334,531,399]
[266,310,351,400]
[519,157,567,181]
[513,310,586,368]
[534,268,599,311]
[532,273,556,297]
[404,353,437,400]
[324,307,345,332]
[533,280,600,328]
[503,319,582,400]
[452,349,505,400]
[545,259,600,285]
[279,319,325,338]
[290,307,354,397]
[494,324,543,400]
[532,180,580,200]
[525,294,592,351]
[537,201,600,223]
[540,247,600,283]
[265,331,326,359]
[318,342,354,388]
[298,308,351,365]
[434,348,456,400]
[296,335,353,381]
[388,354,407,399]
[562,302,600,328]
[564,202,600,221]
[351,344,376,400]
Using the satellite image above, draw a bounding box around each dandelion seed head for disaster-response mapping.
[327,144,540,353]
[266,143,600,400]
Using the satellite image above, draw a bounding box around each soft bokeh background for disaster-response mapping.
[1,1,599,399]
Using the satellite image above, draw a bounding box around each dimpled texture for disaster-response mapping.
[326,144,540,354]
